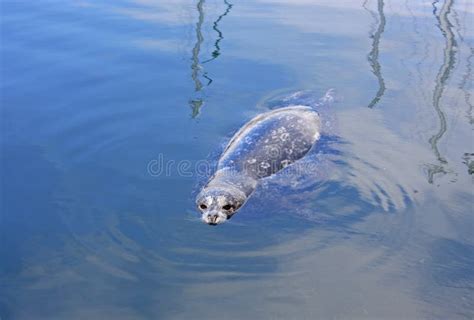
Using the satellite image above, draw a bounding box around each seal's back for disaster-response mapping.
[218,106,321,178]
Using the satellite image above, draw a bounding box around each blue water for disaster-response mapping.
[1,0,473,319]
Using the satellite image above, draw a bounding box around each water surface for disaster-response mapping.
[1,0,473,319]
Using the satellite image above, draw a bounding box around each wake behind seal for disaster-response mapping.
[196,90,335,225]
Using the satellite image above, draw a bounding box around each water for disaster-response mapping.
[1,0,473,319]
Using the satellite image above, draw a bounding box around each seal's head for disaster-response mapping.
[196,185,247,225]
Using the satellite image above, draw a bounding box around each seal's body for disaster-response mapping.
[196,91,333,225]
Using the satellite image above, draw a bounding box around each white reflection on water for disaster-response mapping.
[332,109,429,210]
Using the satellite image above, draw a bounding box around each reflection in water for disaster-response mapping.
[189,0,233,118]
[401,0,419,87]
[452,6,474,124]
[452,7,474,176]
[189,0,206,118]
[202,0,233,64]
[363,0,379,36]
[460,47,473,125]
[189,98,204,119]
[412,2,432,108]
[462,153,474,175]
[427,0,456,183]
[365,0,386,109]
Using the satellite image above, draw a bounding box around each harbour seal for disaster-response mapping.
[196,90,334,225]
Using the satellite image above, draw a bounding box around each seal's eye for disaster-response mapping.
[222,204,232,211]
[199,204,207,210]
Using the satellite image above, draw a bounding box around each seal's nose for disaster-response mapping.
[209,215,217,224]
[203,210,224,225]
